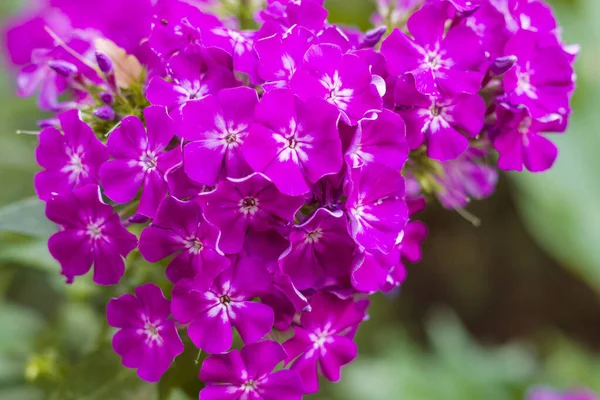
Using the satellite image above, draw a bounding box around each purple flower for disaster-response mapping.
[200,26,261,84]
[106,283,184,382]
[138,196,229,285]
[280,208,356,291]
[493,103,563,172]
[146,46,239,117]
[434,146,498,207]
[202,173,304,253]
[283,292,367,393]
[346,164,408,253]
[50,0,153,53]
[34,109,108,201]
[254,25,317,91]
[381,4,485,96]
[345,109,409,170]
[171,265,274,354]
[16,35,100,112]
[257,0,328,34]
[46,184,137,285]
[395,74,485,161]
[179,87,258,186]
[399,220,427,263]
[244,89,343,196]
[503,29,574,119]
[351,245,406,293]
[199,341,304,400]
[290,43,382,124]
[528,387,600,400]
[448,0,482,12]
[99,106,180,218]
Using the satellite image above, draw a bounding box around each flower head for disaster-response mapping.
[139,196,229,285]
[35,109,108,201]
[202,173,304,253]
[99,106,180,218]
[283,292,368,393]
[171,265,274,354]
[244,89,343,196]
[46,184,137,285]
[199,341,304,400]
[180,87,258,185]
[381,4,485,96]
[107,283,184,382]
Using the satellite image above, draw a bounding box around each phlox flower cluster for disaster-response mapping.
[3,0,577,397]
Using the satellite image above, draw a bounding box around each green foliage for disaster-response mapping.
[331,311,535,400]
[0,197,56,238]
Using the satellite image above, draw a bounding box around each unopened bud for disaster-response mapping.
[95,52,114,74]
[47,60,78,78]
[361,25,387,49]
[99,92,114,105]
[93,105,116,121]
[490,55,517,75]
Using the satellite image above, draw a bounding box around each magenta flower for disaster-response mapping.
[46,184,137,285]
[399,220,428,263]
[395,74,485,162]
[146,46,239,116]
[493,103,563,172]
[283,292,367,393]
[106,283,184,382]
[200,26,261,84]
[244,89,343,196]
[346,164,408,253]
[138,196,229,285]
[171,265,274,354]
[280,208,356,290]
[202,173,304,253]
[381,4,485,95]
[179,87,258,186]
[257,0,328,34]
[503,29,574,119]
[199,341,304,400]
[254,25,317,90]
[351,246,406,293]
[448,0,481,12]
[290,43,382,124]
[435,147,498,208]
[528,387,600,400]
[99,106,180,218]
[34,109,108,201]
[345,109,409,170]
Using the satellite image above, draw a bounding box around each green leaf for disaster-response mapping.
[49,346,156,400]
[0,240,57,272]
[0,197,56,238]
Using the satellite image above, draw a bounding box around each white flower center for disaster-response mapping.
[320,71,354,111]
[239,197,259,217]
[184,237,204,254]
[304,228,324,244]
[139,150,159,172]
[62,146,89,184]
[86,219,104,240]
[138,316,164,347]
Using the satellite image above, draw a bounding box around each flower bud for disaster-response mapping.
[490,55,517,75]
[95,52,114,74]
[93,105,116,121]
[360,25,387,49]
[99,92,114,105]
[47,60,78,78]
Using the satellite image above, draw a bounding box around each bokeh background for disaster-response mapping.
[0,0,599,399]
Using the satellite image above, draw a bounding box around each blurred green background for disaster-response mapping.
[1,0,599,399]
